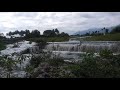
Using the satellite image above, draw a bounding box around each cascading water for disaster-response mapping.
[45,41,120,53]
[29,46,40,54]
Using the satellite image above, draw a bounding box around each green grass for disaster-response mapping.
[82,33,120,41]
[46,37,69,42]
[27,37,70,42]
[0,42,6,51]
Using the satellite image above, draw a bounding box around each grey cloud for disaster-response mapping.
[14,12,39,19]
[80,14,94,18]
[0,12,120,35]
[106,12,120,16]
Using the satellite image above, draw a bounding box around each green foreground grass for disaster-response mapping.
[0,42,6,51]
[82,33,120,41]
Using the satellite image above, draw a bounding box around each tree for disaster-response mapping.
[60,32,69,37]
[43,30,56,37]
[105,29,109,34]
[95,31,97,34]
[25,29,31,38]
[43,30,52,37]
[111,25,120,34]
[31,30,40,38]
[54,28,59,35]
[91,31,95,36]
[85,33,90,36]
[101,27,106,35]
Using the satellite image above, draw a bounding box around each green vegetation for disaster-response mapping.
[74,25,120,41]
[65,50,120,78]
[111,25,120,34]
[82,33,120,41]
[0,56,18,78]
[28,36,69,42]
[0,41,6,51]
[24,48,120,78]
[47,58,65,67]
[6,29,70,42]
[0,48,120,78]
[45,37,69,42]
[7,28,69,39]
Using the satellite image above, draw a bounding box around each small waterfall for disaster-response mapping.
[45,41,120,53]
[29,46,40,53]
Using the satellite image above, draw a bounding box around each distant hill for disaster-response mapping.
[74,25,120,35]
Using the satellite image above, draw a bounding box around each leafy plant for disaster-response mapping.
[99,49,113,59]
[0,56,18,78]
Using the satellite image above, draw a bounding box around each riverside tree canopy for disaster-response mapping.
[6,28,69,38]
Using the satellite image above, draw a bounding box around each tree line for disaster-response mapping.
[6,28,69,38]
[75,25,120,37]
[79,27,109,37]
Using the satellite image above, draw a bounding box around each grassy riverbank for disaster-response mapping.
[27,36,70,42]
[83,33,120,41]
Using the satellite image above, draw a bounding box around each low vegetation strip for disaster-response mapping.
[83,33,120,41]
[27,37,70,42]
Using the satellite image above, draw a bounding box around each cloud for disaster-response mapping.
[13,12,39,19]
[80,13,94,18]
[0,12,120,35]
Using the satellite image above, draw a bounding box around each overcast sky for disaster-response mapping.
[0,12,120,35]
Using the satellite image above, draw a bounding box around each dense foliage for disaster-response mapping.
[66,50,120,78]
[111,25,120,34]
[7,28,69,38]
[24,48,120,78]
[6,29,69,42]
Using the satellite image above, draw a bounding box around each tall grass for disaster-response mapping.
[27,37,69,42]
[83,33,120,41]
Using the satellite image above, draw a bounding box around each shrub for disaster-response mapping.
[35,39,48,50]
[47,58,64,67]
[30,55,44,68]
[99,49,113,59]
[63,49,120,78]
[0,56,18,78]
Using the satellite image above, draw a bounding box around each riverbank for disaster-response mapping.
[81,33,120,41]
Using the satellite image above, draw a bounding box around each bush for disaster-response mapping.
[64,50,120,78]
[47,58,65,67]
[36,39,47,49]
[0,56,18,78]
[99,49,113,59]
[30,55,44,68]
